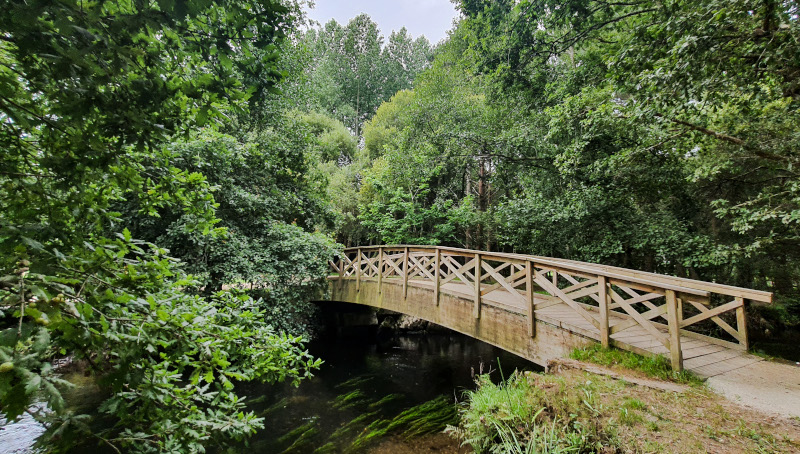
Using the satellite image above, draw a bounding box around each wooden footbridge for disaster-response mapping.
[326,246,773,378]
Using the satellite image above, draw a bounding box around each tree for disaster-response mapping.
[356,31,522,249]
[451,0,800,322]
[0,1,330,451]
[122,129,336,333]
[301,14,433,135]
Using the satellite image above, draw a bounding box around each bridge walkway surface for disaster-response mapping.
[326,245,800,418]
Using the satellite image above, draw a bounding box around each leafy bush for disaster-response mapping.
[1,235,322,453]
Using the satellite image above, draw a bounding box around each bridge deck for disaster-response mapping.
[406,278,762,378]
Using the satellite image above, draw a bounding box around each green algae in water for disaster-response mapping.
[313,442,338,453]
[328,410,380,442]
[244,394,268,405]
[388,395,458,438]
[346,418,391,452]
[261,396,291,417]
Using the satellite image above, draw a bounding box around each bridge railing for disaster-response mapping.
[328,245,773,372]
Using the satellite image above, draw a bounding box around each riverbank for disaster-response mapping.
[448,365,800,453]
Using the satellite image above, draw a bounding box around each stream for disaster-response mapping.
[227,327,540,453]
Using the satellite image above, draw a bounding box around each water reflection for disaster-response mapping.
[0,404,46,454]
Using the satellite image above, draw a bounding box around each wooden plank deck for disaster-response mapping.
[403,277,761,378]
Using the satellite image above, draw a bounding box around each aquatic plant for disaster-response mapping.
[261,397,292,417]
[328,410,380,442]
[346,395,459,452]
[368,393,405,409]
[331,390,371,409]
[335,375,377,390]
[277,420,318,453]
[313,442,338,453]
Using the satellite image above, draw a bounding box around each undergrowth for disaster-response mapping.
[447,372,620,453]
[448,367,800,454]
[569,344,704,386]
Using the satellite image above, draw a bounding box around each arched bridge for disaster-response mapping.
[325,246,773,378]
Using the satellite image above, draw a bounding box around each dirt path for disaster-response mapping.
[707,359,800,419]
[545,362,800,453]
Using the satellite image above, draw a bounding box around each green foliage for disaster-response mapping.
[363,90,416,160]
[570,345,703,386]
[294,111,358,162]
[352,0,800,331]
[1,238,322,453]
[359,186,472,245]
[121,130,337,334]
[297,16,435,247]
[0,0,331,452]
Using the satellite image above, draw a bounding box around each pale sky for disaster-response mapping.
[305,0,461,44]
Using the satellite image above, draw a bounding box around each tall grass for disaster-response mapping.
[447,372,618,453]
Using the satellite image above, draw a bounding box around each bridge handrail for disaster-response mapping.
[329,245,774,372]
[344,245,772,303]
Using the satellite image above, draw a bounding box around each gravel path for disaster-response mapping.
[707,359,800,419]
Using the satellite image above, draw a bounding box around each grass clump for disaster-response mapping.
[447,372,619,453]
[570,344,703,385]
[449,367,800,453]
[618,398,647,426]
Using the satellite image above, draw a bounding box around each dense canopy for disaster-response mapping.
[1,0,798,451]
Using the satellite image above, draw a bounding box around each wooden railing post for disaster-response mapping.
[338,254,344,293]
[474,253,481,319]
[598,275,610,348]
[434,247,441,306]
[403,246,409,299]
[526,261,535,337]
[666,289,683,372]
[356,247,361,293]
[377,246,383,292]
[735,297,748,350]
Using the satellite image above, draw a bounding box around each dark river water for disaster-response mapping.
[0,320,540,453]
[232,328,540,453]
